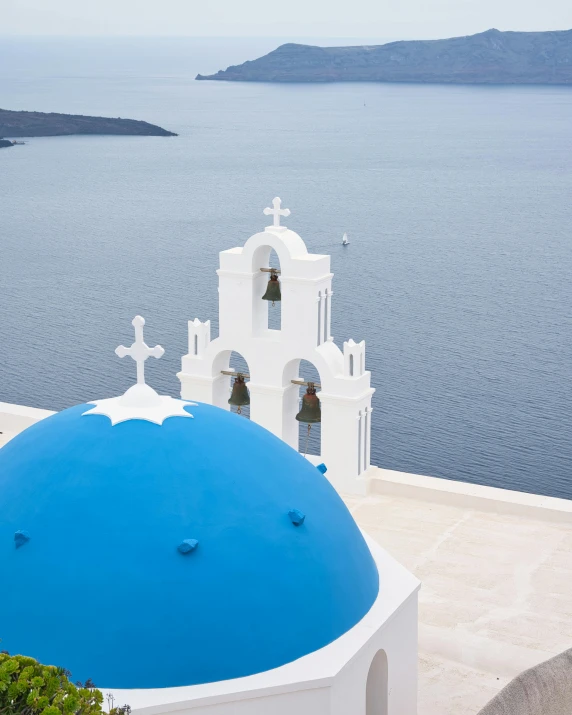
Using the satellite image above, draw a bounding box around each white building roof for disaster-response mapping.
[353,468,572,715]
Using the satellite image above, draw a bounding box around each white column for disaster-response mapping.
[280,277,326,346]
[357,411,363,475]
[362,409,367,474]
[217,269,258,340]
[327,290,333,340]
[319,391,374,495]
[365,406,372,470]
[321,291,327,344]
[316,292,322,346]
[248,382,299,449]
[323,289,330,342]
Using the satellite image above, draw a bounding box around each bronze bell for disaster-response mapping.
[262,272,281,305]
[228,373,250,413]
[296,383,321,424]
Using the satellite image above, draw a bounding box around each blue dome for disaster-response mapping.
[0,401,379,689]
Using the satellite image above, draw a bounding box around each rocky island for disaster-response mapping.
[0,109,177,138]
[197,29,572,85]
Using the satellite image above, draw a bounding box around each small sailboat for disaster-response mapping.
[342,232,350,246]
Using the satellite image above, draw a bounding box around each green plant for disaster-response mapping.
[0,653,129,715]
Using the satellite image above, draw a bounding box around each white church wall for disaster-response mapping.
[137,686,331,715]
[328,590,418,715]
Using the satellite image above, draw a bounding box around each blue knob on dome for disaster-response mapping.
[288,509,305,526]
[316,463,327,474]
[14,530,30,549]
[178,539,199,555]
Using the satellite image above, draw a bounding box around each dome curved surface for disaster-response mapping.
[0,401,379,689]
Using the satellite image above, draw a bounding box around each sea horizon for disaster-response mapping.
[1,36,571,499]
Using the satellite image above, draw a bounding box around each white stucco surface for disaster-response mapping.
[348,470,572,715]
[178,210,375,496]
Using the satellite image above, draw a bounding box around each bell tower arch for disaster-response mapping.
[177,198,375,495]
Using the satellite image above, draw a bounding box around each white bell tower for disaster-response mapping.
[178,199,375,495]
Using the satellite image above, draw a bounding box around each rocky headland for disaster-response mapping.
[196,29,572,84]
[0,109,177,138]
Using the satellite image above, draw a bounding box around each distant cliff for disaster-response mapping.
[196,29,572,84]
[0,109,177,138]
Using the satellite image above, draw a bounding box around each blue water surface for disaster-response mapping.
[1,37,571,498]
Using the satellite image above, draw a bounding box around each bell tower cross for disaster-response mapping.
[263,197,291,228]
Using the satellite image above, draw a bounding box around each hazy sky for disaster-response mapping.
[4,0,572,38]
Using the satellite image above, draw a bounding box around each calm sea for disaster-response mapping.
[1,37,571,498]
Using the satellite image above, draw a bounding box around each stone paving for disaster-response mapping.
[344,491,572,715]
[0,430,16,448]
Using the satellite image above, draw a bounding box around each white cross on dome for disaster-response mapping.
[115,315,165,386]
[82,316,196,425]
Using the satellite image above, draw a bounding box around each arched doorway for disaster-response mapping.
[251,245,282,334]
[282,359,323,458]
[297,359,321,457]
[366,650,388,715]
[227,350,251,419]
[266,249,282,332]
[211,349,252,417]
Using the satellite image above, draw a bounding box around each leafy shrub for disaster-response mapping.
[0,653,129,715]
